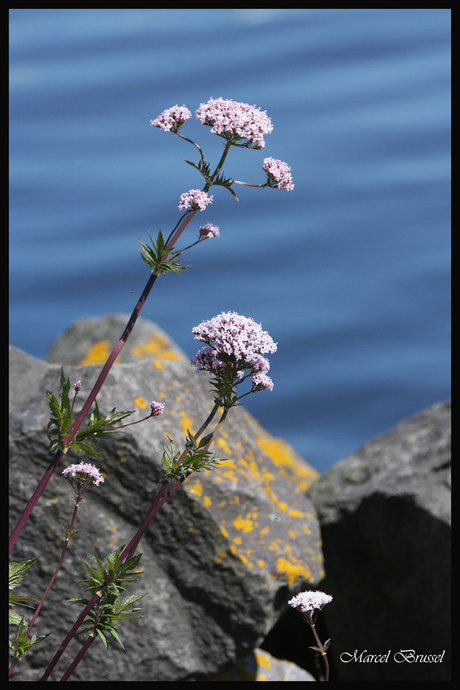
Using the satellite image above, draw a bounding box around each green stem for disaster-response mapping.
[205,141,233,191]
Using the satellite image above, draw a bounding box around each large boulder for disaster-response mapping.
[307,400,451,681]
[9,315,323,682]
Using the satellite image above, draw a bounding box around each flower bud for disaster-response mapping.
[150,401,165,417]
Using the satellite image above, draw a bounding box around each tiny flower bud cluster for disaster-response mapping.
[263,157,294,191]
[195,97,273,149]
[150,105,192,132]
[150,401,165,417]
[74,380,82,392]
[199,223,220,239]
[62,463,104,487]
[179,189,213,212]
[288,590,333,614]
[191,312,277,390]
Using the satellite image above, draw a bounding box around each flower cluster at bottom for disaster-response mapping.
[62,463,104,487]
[288,590,333,614]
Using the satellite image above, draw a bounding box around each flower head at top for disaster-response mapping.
[191,312,277,389]
[288,590,333,615]
[263,157,294,191]
[62,463,104,488]
[150,105,192,132]
[179,189,213,212]
[196,97,273,149]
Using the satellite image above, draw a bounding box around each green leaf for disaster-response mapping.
[69,441,103,459]
[138,230,187,276]
[46,368,73,452]
[9,558,37,590]
[69,549,145,651]
[183,157,211,181]
[9,618,50,661]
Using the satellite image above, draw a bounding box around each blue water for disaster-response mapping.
[9,9,451,472]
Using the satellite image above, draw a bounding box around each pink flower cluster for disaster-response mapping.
[179,189,213,212]
[62,463,104,487]
[199,223,220,239]
[191,312,277,387]
[288,590,333,614]
[150,401,165,417]
[150,105,192,132]
[263,157,294,191]
[195,97,273,149]
[251,372,274,392]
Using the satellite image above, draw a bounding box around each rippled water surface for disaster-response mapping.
[9,9,451,471]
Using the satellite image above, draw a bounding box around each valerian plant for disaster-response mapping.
[9,96,293,681]
[289,590,333,681]
[46,369,133,459]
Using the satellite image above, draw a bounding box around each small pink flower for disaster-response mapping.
[74,381,82,392]
[199,223,220,239]
[196,97,273,149]
[263,157,294,191]
[150,105,192,132]
[150,401,165,417]
[179,189,213,212]
[288,590,333,614]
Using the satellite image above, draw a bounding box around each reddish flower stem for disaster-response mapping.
[9,211,199,555]
[40,405,225,680]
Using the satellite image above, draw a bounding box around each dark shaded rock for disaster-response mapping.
[9,315,322,682]
[307,401,451,681]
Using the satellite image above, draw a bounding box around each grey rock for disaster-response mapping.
[308,401,451,681]
[45,313,187,366]
[9,315,323,682]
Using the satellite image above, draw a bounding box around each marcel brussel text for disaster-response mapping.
[340,649,445,664]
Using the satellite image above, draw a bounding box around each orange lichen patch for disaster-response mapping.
[79,340,112,365]
[255,649,271,670]
[288,509,307,518]
[276,556,313,586]
[130,334,183,361]
[203,495,212,508]
[233,515,255,533]
[216,436,231,456]
[219,525,229,539]
[255,434,319,491]
[133,396,148,409]
[188,478,203,497]
[180,410,195,435]
[238,552,252,567]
